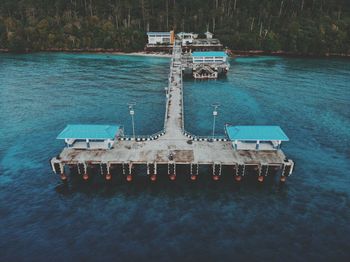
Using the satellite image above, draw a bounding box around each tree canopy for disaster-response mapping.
[0,0,349,54]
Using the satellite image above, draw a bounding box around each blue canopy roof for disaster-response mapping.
[147,32,170,35]
[57,125,120,140]
[192,51,227,57]
[225,126,289,141]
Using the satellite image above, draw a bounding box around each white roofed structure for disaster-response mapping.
[147,32,171,45]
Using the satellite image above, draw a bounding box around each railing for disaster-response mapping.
[183,130,228,142]
[122,41,229,143]
[163,48,174,130]
[120,129,166,141]
[179,48,185,133]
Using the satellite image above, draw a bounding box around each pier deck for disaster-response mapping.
[51,41,293,180]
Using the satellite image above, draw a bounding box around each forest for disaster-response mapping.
[0,0,349,55]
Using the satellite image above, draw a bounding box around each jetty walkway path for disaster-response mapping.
[52,41,291,175]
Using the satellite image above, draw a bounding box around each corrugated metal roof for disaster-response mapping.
[192,51,227,57]
[147,32,171,35]
[57,125,120,140]
[225,126,289,141]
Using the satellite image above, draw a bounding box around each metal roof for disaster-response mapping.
[225,125,289,141]
[192,51,227,57]
[177,32,194,35]
[147,32,171,35]
[57,124,120,140]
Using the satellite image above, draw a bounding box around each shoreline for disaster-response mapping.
[0,48,349,59]
[0,48,172,58]
[230,50,350,59]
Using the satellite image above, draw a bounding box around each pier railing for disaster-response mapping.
[180,56,185,132]
[120,129,166,141]
[164,47,175,130]
[183,130,228,142]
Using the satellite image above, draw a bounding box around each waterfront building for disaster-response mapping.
[147,32,172,45]
[192,51,228,64]
[189,51,229,79]
[177,32,198,45]
[205,31,214,39]
[225,125,289,151]
[57,124,122,150]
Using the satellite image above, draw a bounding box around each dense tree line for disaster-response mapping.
[0,0,349,54]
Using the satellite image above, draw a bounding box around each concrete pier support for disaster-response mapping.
[77,163,84,176]
[237,164,246,177]
[212,162,222,181]
[280,160,294,182]
[258,165,269,182]
[127,162,134,182]
[82,163,88,180]
[168,162,176,181]
[190,163,199,181]
[147,162,157,181]
[234,164,245,182]
[105,163,112,180]
[100,163,107,176]
[56,163,66,181]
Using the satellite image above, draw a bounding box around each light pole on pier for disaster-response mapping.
[212,103,220,138]
[128,102,136,139]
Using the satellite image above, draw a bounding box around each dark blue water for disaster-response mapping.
[0,53,349,261]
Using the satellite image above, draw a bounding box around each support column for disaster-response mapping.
[280,164,287,183]
[59,163,67,181]
[277,140,281,149]
[148,162,157,182]
[212,162,222,181]
[258,164,265,183]
[280,161,294,182]
[106,163,112,180]
[82,162,89,180]
[234,163,242,182]
[127,162,133,182]
[168,162,176,181]
[190,163,199,181]
[107,139,112,149]
[235,163,245,182]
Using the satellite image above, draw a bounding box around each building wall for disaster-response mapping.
[148,35,171,44]
[182,38,193,45]
[193,56,227,63]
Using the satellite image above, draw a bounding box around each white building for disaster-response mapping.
[225,125,289,151]
[57,124,123,150]
[205,31,214,39]
[177,32,198,45]
[147,32,171,45]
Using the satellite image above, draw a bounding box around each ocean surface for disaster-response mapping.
[0,53,349,261]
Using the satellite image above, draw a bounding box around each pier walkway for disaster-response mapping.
[51,41,294,179]
[162,41,185,139]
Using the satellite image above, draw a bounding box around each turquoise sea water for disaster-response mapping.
[0,53,349,261]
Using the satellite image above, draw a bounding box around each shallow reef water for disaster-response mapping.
[0,53,349,261]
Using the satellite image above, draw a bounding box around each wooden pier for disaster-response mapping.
[51,40,294,182]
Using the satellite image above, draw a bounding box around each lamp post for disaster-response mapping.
[128,102,136,139]
[212,103,220,138]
